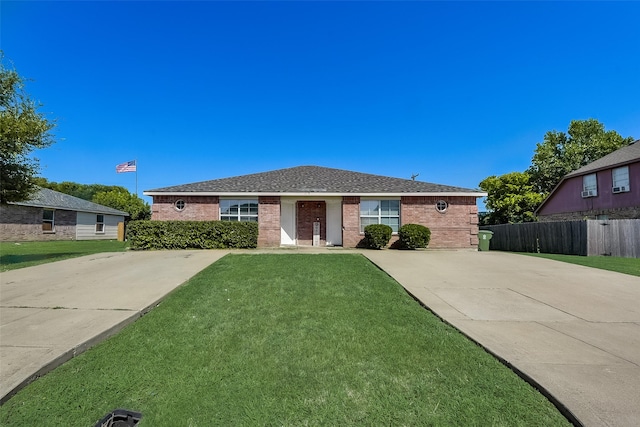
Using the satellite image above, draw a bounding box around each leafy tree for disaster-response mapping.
[1,54,55,203]
[479,172,544,225]
[35,178,127,201]
[92,189,151,221]
[528,119,634,194]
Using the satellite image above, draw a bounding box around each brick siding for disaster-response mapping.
[258,196,281,247]
[401,196,479,249]
[0,204,76,241]
[538,206,640,222]
[151,196,219,221]
[341,196,362,247]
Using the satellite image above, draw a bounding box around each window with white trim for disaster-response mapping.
[582,173,597,197]
[360,199,400,233]
[436,200,448,213]
[96,214,105,233]
[174,200,186,211]
[220,199,258,222]
[612,166,630,192]
[43,209,55,232]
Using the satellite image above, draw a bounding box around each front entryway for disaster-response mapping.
[296,201,326,246]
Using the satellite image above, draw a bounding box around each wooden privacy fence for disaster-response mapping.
[481,219,640,258]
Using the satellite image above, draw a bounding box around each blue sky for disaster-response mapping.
[3,1,639,209]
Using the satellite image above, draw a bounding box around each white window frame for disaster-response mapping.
[582,173,597,198]
[96,214,105,233]
[612,166,630,193]
[219,199,259,222]
[359,199,400,233]
[174,200,186,211]
[43,209,55,232]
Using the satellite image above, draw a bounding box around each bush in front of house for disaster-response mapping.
[398,223,431,249]
[126,220,258,250]
[363,224,393,249]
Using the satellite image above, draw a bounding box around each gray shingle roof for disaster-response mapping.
[11,188,129,216]
[566,140,640,178]
[146,166,484,195]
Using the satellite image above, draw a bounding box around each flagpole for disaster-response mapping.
[135,159,138,196]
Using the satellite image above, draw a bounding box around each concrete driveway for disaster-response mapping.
[0,250,227,403]
[362,250,640,427]
[2,248,639,426]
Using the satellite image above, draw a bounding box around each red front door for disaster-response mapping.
[296,201,326,246]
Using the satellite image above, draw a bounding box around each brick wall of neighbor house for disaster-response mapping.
[151,196,219,221]
[401,196,479,249]
[258,196,281,247]
[342,196,362,247]
[0,204,76,241]
[538,206,640,222]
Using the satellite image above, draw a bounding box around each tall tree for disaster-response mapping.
[479,172,544,225]
[92,189,151,221]
[528,119,634,194]
[1,54,56,203]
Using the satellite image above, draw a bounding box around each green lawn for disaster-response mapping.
[0,254,570,426]
[521,253,640,277]
[0,240,128,271]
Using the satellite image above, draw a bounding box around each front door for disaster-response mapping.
[296,201,326,246]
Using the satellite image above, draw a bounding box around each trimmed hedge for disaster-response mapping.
[363,224,393,249]
[126,220,258,250]
[398,223,431,249]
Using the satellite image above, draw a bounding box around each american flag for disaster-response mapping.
[116,160,137,173]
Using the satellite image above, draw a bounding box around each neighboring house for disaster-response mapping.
[144,165,486,249]
[536,140,640,221]
[0,188,129,241]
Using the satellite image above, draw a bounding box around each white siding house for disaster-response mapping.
[75,211,123,240]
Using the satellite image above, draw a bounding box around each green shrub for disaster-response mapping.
[398,223,431,249]
[363,224,393,249]
[126,220,258,250]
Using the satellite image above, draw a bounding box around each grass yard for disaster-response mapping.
[0,240,128,271]
[0,254,571,426]
[521,253,640,277]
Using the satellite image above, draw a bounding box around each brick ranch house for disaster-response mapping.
[145,166,486,249]
[0,187,129,241]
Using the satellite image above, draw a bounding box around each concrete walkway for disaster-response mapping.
[1,249,639,426]
[0,250,227,403]
[362,250,640,427]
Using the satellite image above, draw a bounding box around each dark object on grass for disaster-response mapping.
[94,409,142,427]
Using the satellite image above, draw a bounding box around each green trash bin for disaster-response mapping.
[478,230,493,251]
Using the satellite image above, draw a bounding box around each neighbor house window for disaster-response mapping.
[612,166,630,192]
[582,173,597,197]
[174,200,186,211]
[43,209,55,232]
[220,199,258,222]
[360,199,400,233]
[96,214,105,233]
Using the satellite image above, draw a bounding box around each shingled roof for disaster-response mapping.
[11,188,129,216]
[566,140,640,178]
[145,166,484,196]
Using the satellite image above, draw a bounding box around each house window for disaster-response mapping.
[360,199,400,233]
[96,214,105,233]
[43,209,55,232]
[436,200,448,213]
[174,200,186,211]
[582,173,597,197]
[612,166,630,193]
[220,199,258,222]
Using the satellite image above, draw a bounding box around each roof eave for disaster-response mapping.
[144,191,487,198]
